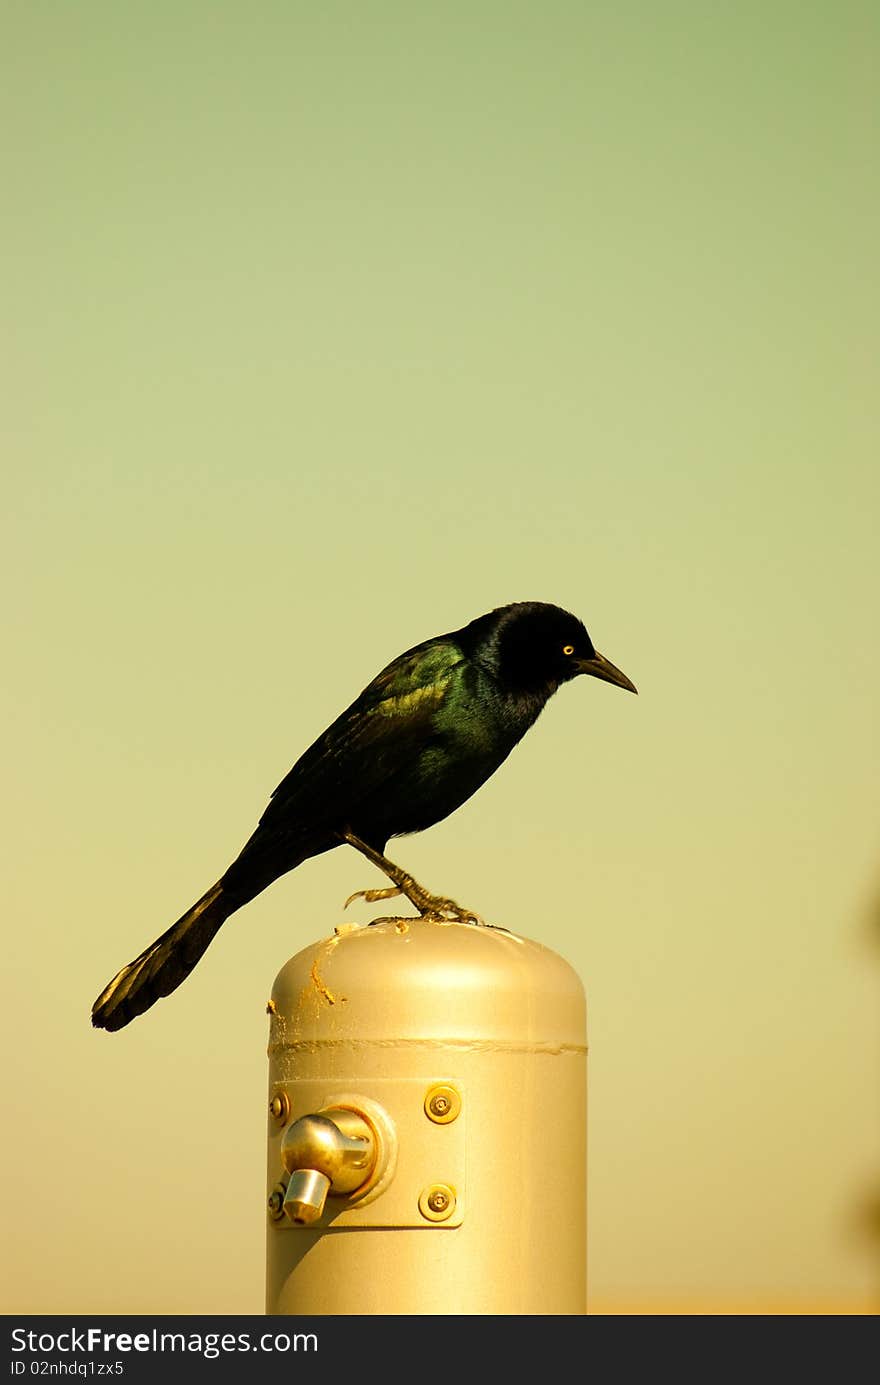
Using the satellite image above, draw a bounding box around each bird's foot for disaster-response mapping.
[341,830,486,927]
[411,891,485,926]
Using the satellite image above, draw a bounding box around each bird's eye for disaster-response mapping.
[562,644,575,656]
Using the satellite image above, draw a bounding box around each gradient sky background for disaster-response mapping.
[2,2,877,1313]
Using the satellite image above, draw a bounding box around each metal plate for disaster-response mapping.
[267,1077,465,1230]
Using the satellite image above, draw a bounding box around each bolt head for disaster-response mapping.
[269,1092,290,1123]
[423,1083,461,1125]
[418,1182,457,1223]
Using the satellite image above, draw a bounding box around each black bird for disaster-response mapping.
[92,601,636,1031]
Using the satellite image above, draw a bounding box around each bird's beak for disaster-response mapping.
[573,650,638,695]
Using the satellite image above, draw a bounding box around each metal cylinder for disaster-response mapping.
[265,917,586,1315]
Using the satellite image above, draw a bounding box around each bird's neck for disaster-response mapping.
[473,659,558,736]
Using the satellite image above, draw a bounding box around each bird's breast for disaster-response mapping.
[378,701,539,838]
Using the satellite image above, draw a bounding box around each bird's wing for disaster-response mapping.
[257,636,464,830]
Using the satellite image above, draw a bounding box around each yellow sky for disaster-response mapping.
[2,2,878,1313]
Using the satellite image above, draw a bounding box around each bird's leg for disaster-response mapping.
[341,829,485,926]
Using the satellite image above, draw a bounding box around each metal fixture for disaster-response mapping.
[266,918,586,1314]
[279,1106,375,1225]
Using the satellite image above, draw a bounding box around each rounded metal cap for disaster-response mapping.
[269,917,585,1050]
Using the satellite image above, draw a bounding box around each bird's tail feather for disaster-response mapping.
[91,881,231,1032]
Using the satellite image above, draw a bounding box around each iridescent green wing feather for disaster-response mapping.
[257,638,464,828]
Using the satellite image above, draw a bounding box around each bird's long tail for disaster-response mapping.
[91,882,232,1032]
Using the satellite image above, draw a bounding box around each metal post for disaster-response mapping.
[265,917,587,1315]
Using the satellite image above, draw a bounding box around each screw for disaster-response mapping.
[269,1092,289,1123]
[267,1188,284,1219]
[424,1083,461,1125]
[418,1182,456,1222]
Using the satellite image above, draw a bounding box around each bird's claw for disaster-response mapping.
[364,908,487,930]
[420,899,486,927]
[365,915,412,934]
[344,886,486,928]
[344,885,403,910]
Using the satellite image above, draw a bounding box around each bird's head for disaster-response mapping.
[466,602,638,699]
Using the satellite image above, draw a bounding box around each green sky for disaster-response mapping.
[2,1,878,1312]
